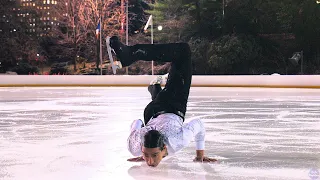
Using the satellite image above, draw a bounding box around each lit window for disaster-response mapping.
[33,3,35,6]
[30,23,32,26]
[33,23,35,26]
[33,29,35,32]
[47,17,49,20]
[44,7,46,9]
[47,7,50,9]
[48,27,50,30]
[40,17,42,20]
[33,18,35,22]
[51,21,53,25]
[43,0,45,4]
[26,13,29,15]
[54,17,56,20]
[47,12,50,15]
[47,0,50,4]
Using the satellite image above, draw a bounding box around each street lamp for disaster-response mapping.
[288,51,304,74]
[126,0,129,75]
[223,0,225,18]
[36,53,44,74]
[144,15,154,75]
[316,0,320,4]
[143,16,163,75]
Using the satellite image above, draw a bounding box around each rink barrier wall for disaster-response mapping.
[0,75,320,89]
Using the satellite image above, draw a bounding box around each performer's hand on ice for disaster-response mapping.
[193,156,217,163]
[127,156,144,162]
[193,150,217,163]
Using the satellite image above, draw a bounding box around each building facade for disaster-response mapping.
[0,0,60,37]
[18,0,59,36]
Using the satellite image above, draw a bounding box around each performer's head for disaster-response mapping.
[142,130,167,167]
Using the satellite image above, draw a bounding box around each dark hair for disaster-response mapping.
[144,130,165,150]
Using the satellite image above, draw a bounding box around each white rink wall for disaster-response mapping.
[0,75,320,88]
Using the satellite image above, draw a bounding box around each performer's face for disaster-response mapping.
[142,146,167,167]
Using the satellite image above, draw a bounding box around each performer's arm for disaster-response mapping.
[182,118,206,151]
[182,119,217,162]
[127,119,144,157]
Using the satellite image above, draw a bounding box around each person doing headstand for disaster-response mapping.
[108,36,217,167]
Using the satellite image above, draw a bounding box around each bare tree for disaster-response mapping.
[51,0,124,72]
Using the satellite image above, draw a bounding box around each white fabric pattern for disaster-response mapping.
[127,113,205,156]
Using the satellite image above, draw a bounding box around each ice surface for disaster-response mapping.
[0,87,319,180]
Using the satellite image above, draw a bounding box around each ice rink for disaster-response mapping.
[0,87,319,180]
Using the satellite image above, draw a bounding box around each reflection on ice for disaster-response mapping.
[0,87,319,180]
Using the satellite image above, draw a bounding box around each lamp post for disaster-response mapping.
[223,0,225,18]
[144,15,154,75]
[37,53,44,75]
[120,0,129,75]
[126,0,129,75]
[99,0,103,75]
[288,50,303,74]
[300,51,303,74]
[144,16,163,75]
